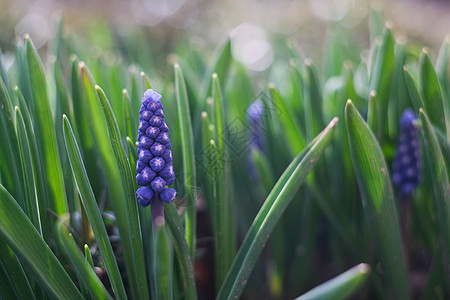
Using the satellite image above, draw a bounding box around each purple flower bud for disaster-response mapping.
[137,187,154,207]
[159,163,174,182]
[156,131,170,145]
[160,188,176,204]
[161,149,172,163]
[140,110,153,121]
[147,101,162,112]
[141,166,156,183]
[392,109,421,196]
[151,176,166,192]
[139,136,154,148]
[146,126,160,139]
[136,160,146,173]
[150,142,165,156]
[138,149,153,163]
[160,122,169,132]
[150,157,165,172]
[136,173,150,186]
[136,89,176,212]
[144,89,162,102]
[154,109,164,118]
[149,115,163,127]
[139,120,150,133]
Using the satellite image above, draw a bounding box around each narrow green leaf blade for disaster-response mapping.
[419,108,450,286]
[0,239,34,299]
[419,49,447,134]
[95,85,149,300]
[174,64,197,258]
[345,100,409,299]
[269,84,305,155]
[0,184,82,300]
[63,115,127,300]
[217,117,338,300]
[25,35,68,216]
[295,264,371,300]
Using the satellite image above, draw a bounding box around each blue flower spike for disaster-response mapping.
[136,89,176,229]
[392,108,421,197]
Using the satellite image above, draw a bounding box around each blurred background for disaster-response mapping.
[1,0,450,69]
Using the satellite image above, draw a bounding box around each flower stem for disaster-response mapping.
[152,194,165,232]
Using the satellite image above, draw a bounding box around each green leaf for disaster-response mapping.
[419,108,450,286]
[95,85,149,300]
[403,66,424,113]
[217,117,338,300]
[14,86,50,241]
[14,107,41,234]
[368,24,395,139]
[201,36,232,101]
[25,35,68,216]
[174,64,197,259]
[295,264,371,300]
[63,115,127,300]
[304,58,324,140]
[419,49,447,135]
[210,73,235,288]
[0,239,34,299]
[55,216,113,300]
[0,183,82,299]
[0,79,24,208]
[165,204,197,300]
[269,84,306,156]
[345,100,409,299]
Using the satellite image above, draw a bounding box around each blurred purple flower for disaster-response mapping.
[392,109,421,196]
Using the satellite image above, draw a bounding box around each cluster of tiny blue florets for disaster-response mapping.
[136,89,176,207]
[392,109,421,196]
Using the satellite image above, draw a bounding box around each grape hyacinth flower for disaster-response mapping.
[136,89,176,227]
[247,99,265,181]
[392,108,421,197]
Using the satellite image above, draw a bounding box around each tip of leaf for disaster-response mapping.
[13,86,18,92]
[370,90,377,97]
[385,21,394,30]
[63,114,67,120]
[79,61,86,72]
[268,82,276,89]
[330,117,339,127]
[209,139,216,146]
[174,63,180,69]
[304,58,313,66]
[422,47,429,55]
[358,263,371,274]
[95,85,101,91]
[84,244,89,250]
[24,34,30,41]
[126,136,132,142]
[14,106,19,112]
[201,111,208,118]
[403,65,409,71]
[346,99,353,106]
[212,73,218,79]
[122,89,127,95]
[140,71,145,77]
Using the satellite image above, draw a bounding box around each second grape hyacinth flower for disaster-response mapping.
[136,89,176,226]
